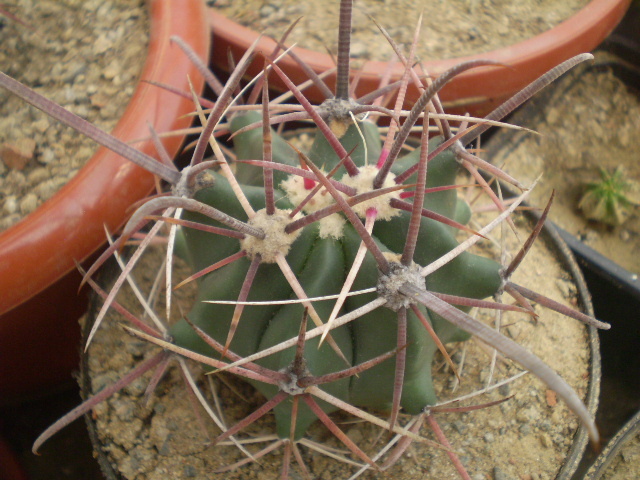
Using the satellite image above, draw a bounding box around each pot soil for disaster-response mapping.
[0,0,149,231]
[485,60,640,276]
[212,0,589,62]
[80,213,599,479]
[208,0,630,115]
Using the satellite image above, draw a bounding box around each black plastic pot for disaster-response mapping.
[554,226,640,303]
[568,1,640,305]
[523,214,602,479]
[584,408,640,479]
[78,204,602,479]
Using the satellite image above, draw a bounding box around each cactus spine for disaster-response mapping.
[0,1,610,477]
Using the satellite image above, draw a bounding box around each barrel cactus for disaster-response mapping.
[0,1,611,477]
[169,106,503,438]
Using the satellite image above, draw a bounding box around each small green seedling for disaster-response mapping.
[579,166,640,226]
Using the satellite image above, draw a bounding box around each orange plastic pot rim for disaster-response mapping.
[209,0,630,107]
[0,0,211,315]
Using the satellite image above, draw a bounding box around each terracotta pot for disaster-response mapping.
[0,0,210,400]
[208,0,630,116]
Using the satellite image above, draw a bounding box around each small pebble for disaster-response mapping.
[545,389,557,407]
[346,427,363,444]
[102,60,121,80]
[350,40,367,57]
[453,420,468,434]
[90,92,110,108]
[32,118,50,133]
[519,424,531,435]
[3,196,18,215]
[1,138,36,170]
[498,383,511,396]
[183,465,198,478]
[540,433,552,448]
[27,167,49,185]
[92,33,112,54]
[34,179,61,199]
[19,193,38,215]
[259,5,276,17]
[516,407,539,423]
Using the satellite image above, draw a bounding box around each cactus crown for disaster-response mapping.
[0,1,611,478]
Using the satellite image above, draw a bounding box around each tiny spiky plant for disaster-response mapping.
[1,1,611,477]
[579,166,640,226]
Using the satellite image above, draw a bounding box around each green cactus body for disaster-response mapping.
[169,110,502,439]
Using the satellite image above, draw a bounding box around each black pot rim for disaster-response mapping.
[584,408,640,479]
[520,200,601,479]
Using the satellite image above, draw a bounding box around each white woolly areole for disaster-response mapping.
[279,165,401,240]
[340,165,402,220]
[315,214,347,239]
[280,174,346,240]
[377,258,426,311]
[240,208,302,263]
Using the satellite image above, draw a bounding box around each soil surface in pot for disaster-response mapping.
[487,61,640,275]
[210,0,589,62]
[83,214,592,479]
[599,431,640,479]
[0,0,148,231]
